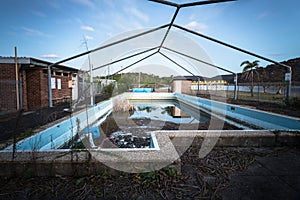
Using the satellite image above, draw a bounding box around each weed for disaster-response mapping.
[96,168,112,180]
[75,177,87,186]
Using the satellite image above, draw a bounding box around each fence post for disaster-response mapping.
[285,69,292,106]
[226,83,229,98]
[234,73,238,100]
[258,82,260,103]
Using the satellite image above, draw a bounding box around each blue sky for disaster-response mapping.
[1,0,299,76]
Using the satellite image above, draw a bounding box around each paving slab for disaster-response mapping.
[222,148,300,200]
[256,151,300,176]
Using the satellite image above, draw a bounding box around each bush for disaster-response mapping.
[290,96,300,109]
[102,83,115,97]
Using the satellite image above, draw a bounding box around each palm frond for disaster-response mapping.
[241,60,260,72]
[253,60,260,65]
[240,60,250,67]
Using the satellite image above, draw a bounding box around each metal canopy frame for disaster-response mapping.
[148,0,236,8]
[47,0,292,107]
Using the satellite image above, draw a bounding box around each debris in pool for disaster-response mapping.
[101,131,151,148]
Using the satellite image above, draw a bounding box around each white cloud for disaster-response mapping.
[125,7,149,22]
[21,27,51,37]
[185,21,208,32]
[70,0,95,9]
[81,25,95,31]
[41,54,59,58]
[85,35,93,40]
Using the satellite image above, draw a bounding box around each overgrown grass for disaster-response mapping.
[195,90,300,117]
[228,91,286,104]
[198,90,300,105]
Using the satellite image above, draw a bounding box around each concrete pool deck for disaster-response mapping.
[0,130,299,176]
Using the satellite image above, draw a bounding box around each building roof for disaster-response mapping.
[173,74,235,83]
[0,56,79,72]
[172,76,204,81]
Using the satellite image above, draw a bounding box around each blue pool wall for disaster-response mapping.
[4,99,112,151]
[128,92,300,130]
[175,93,300,130]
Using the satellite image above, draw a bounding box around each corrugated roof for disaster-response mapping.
[0,56,79,72]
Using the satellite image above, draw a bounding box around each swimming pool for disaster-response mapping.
[3,92,300,151]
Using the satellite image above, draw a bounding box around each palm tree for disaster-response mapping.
[240,60,260,97]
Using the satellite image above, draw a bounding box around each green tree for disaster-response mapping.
[102,83,115,97]
[240,60,260,97]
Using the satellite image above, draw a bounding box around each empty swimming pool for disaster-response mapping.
[3,92,300,151]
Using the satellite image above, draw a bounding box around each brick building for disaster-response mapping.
[0,57,78,112]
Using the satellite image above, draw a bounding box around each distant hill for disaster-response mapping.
[238,57,300,83]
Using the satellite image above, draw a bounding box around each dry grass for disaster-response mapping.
[112,98,134,112]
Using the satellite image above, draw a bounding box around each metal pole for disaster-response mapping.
[173,24,292,104]
[289,72,292,104]
[180,0,236,8]
[158,7,180,51]
[19,73,23,109]
[14,47,20,111]
[14,48,19,108]
[197,77,200,96]
[48,24,169,68]
[234,73,238,100]
[163,46,238,98]
[111,51,158,77]
[162,46,235,74]
[285,69,292,106]
[148,0,179,7]
[48,65,53,107]
[173,24,291,68]
[159,52,196,76]
[92,46,159,71]
[83,36,94,106]
[90,64,94,106]
[148,0,236,8]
